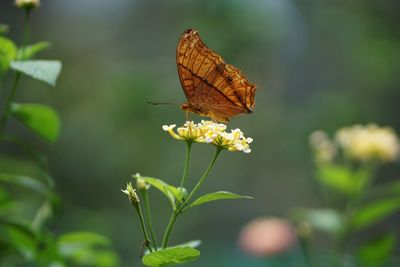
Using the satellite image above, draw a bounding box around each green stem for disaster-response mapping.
[22,9,31,59]
[0,10,31,134]
[134,204,153,252]
[179,141,192,190]
[184,147,222,204]
[0,73,21,134]
[142,190,158,249]
[161,147,222,248]
[161,210,179,248]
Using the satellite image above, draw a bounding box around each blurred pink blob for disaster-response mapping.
[238,217,296,256]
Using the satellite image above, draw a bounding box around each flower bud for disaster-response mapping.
[178,187,188,199]
[136,178,150,191]
[15,0,40,9]
[121,182,140,208]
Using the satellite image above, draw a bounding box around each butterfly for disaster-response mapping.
[177,29,256,123]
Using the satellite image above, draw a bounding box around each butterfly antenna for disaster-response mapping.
[147,101,179,106]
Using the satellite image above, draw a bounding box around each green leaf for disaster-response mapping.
[357,234,395,266]
[18,41,51,60]
[145,240,202,256]
[58,232,118,267]
[58,232,111,247]
[0,218,41,261]
[352,198,400,230]
[189,191,252,209]
[10,60,62,86]
[11,103,61,143]
[0,173,49,195]
[0,36,17,73]
[1,222,38,260]
[132,175,182,208]
[316,164,369,195]
[142,246,200,267]
[178,240,201,249]
[0,217,38,240]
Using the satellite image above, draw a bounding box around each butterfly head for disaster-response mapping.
[180,103,190,112]
[182,29,198,38]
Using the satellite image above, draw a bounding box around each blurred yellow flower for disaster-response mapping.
[335,124,400,162]
[309,130,336,163]
[162,120,253,153]
[15,0,40,9]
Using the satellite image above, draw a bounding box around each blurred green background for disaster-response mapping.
[1,0,400,266]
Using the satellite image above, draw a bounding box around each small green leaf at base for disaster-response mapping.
[144,240,201,256]
[11,103,61,143]
[10,60,62,86]
[142,246,200,267]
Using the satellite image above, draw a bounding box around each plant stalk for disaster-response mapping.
[161,210,179,249]
[134,204,154,252]
[179,141,192,190]
[185,147,222,204]
[142,190,158,250]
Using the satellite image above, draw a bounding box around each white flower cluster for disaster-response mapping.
[310,124,400,163]
[162,120,253,153]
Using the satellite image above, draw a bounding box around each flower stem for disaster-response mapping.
[161,210,179,249]
[142,190,158,250]
[184,147,222,204]
[179,141,192,190]
[161,147,222,248]
[134,204,153,252]
[0,9,31,134]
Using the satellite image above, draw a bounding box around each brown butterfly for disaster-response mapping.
[177,29,256,123]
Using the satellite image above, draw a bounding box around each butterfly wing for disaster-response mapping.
[177,29,256,122]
